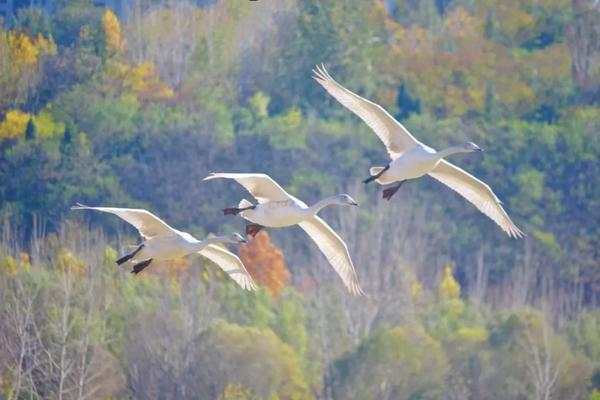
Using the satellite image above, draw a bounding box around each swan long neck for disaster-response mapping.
[192,236,228,252]
[306,196,340,216]
[437,145,469,159]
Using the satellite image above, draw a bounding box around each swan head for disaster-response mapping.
[463,142,483,152]
[226,232,248,244]
[334,194,359,207]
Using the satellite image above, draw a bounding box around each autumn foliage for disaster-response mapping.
[439,264,461,300]
[0,110,30,139]
[0,1,598,397]
[0,30,55,111]
[147,257,190,279]
[239,231,290,297]
[102,9,125,53]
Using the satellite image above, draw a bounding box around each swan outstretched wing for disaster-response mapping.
[203,173,292,203]
[313,64,419,159]
[428,161,524,238]
[71,204,175,239]
[199,244,257,291]
[298,216,364,295]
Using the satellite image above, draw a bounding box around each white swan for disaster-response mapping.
[313,64,523,238]
[71,203,257,290]
[202,173,364,295]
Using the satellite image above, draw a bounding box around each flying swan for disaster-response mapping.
[203,173,364,295]
[313,64,523,238]
[71,203,257,290]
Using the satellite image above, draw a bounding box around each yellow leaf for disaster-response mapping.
[102,9,125,53]
[0,110,31,139]
[410,279,423,300]
[456,326,488,343]
[0,255,18,276]
[219,384,254,400]
[56,248,86,275]
[439,264,461,300]
[33,110,65,138]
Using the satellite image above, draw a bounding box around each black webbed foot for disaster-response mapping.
[116,244,144,265]
[363,175,377,184]
[223,207,242,215]
[382,181,405,201]
[131,258,152,275]
[363,165,390,185]
[223,205,256,215]
[245,224,263,237]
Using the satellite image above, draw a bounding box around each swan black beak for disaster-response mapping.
[351,201,359,207]
[475,147,484,152]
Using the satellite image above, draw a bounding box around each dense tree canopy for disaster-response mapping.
[0,0,598,399]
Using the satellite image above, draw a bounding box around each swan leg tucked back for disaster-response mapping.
[245,224,263,237]
[382,181,405,201]
[313,64,524,238]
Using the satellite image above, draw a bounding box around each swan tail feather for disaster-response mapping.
[364,166,388,184]
[238,199,253,208]
[369,166,385,176]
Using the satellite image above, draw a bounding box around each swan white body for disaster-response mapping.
[131,231,211,261]
[240,199,309,227]
[377,144,440,184]
[203,173,364,295]
[71,204,257,290]
[313,64,523,238]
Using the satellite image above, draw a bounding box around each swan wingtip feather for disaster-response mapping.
[507,224,525,239]
[70,202,88,210]
[202,172,222,181]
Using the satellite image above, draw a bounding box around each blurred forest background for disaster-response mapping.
[0,0,599,398]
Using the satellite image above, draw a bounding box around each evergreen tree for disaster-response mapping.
[24,118,36,140]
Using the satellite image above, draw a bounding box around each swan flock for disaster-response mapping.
[72,65,523,294]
